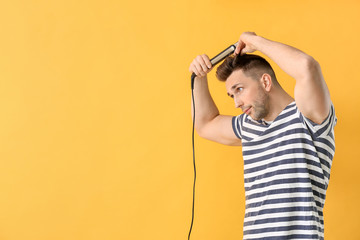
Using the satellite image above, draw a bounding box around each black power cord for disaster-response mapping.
[188,74,197,240]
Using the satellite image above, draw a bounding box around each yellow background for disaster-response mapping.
[0,0,359,239]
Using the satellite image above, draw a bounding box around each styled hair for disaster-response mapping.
[216,54,278,85]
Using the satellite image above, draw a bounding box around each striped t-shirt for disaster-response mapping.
[232,101,337,240]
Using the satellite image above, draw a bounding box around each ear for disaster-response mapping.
[261,73,272,92]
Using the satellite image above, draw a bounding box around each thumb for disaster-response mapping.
[235,41,245,55]
[240,46,249,55]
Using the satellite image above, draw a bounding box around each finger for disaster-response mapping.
[235,41,241,54]
[236,42,245,55]
[190,64,200,76]
[202,54,212,69]
[240,45,249,55]
[196,55,209,73]
[241,46,256,55]
[199,60,209,73]
[194,60,206,76]
[240,49,246,56]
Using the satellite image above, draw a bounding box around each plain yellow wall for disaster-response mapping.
[0,0,359,239]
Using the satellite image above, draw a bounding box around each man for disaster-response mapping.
[188,32,337,239]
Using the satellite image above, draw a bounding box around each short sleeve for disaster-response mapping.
[299,103,337,139]
[232,115,243,139]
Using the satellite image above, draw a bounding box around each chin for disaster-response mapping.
[249,113,258,120]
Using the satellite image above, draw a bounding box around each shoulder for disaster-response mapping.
[296,102,337,138]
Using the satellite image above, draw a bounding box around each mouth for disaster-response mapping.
[243,107,251,114]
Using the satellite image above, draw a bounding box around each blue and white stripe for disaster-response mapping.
[232,101,337,240]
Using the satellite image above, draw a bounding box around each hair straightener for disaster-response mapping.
[188,42,238,240]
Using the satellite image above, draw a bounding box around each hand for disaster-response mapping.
[235,32,258,55]
[189,54,213,78]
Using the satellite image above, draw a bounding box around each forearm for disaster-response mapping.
[250,35,317,80]
[191,76,220,134]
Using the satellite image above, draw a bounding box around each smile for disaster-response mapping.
[244,107,251,114]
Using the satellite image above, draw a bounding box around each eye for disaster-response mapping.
[237,87,243,92]
[227,93,234,98]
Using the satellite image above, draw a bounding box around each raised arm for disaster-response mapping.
[235,32,331,124]
[189,55,241,146]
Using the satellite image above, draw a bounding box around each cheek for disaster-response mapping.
[247,87,261,101]
[242,90,255,104]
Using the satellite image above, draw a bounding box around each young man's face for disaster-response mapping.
[225,69,269,120]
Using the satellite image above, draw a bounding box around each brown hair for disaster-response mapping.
[216,54,278,85]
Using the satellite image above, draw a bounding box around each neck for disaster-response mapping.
[264,86,294,122]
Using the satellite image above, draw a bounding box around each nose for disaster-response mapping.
[234,96,243,108]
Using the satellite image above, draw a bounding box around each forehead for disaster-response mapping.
[225,69,254,92]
